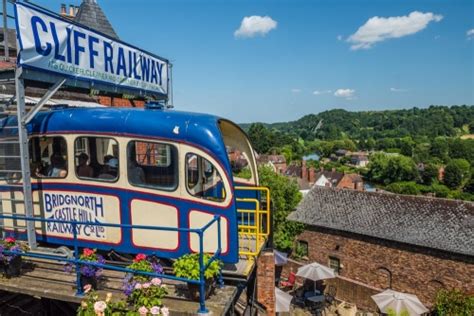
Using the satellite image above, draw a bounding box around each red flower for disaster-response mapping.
[83,248,95,257]
[134,253,147,262]
[4,237,15,244]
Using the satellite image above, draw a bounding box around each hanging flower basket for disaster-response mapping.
[0,236,27,278]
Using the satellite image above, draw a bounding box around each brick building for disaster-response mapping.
[287,186,474,311]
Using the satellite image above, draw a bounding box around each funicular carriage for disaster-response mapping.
[0,1,270,314]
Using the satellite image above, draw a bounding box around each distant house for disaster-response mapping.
[287,186,474,311]
[350,154,369,168]
[257,154,287,174]
[314,169,364,191]
[335,149,348,157]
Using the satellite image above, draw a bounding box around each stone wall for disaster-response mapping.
[292,226,474,310]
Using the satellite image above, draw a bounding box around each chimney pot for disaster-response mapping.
[332,167,336,172]
[60,4,67,14]
[69,5,75,16]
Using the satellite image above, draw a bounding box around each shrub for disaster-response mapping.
[173,253,222,281]
[434,289,474,316]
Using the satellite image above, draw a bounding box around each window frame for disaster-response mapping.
[328,256,341,274]
[73,135,120,183]
[185,152,227,203]
[30,135,69,179]
[126,140,179,192]
[296,240,309,257]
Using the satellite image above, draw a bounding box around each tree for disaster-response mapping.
[386,182,421,195]
[421,163,439,185]
[258,166,304,252]
[367,153,419,185]
[434,289,474,316]
[443,159,471,189]
[431,137,449,162]
[399,137,414,157]
[247,123,273,154]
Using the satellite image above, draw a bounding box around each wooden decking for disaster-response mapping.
[0,259,237,315]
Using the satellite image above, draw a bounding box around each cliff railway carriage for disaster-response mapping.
[0,106,270,265]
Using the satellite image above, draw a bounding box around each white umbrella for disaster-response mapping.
[274,249,288,266]
[371,289,429,316]
[275,287,293,313]
[296,262,336,281]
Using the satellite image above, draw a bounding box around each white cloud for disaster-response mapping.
[467,29,474,40]
[347,11,443,50]
[291,88,302,93]
[334,89,355,99]
[234,16,277,38]
[337,35,343,41]
[390,87,408,92]
[313,90,332,95]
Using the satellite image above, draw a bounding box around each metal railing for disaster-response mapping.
[235,186,271,256]
[0,213,222,314]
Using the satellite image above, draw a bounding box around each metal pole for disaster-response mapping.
[73,221,83,296]
[2,0,9,61]
[197,230,208,315]
[216,216,224,289]
[15,67,36,249]
[167,63,173,108]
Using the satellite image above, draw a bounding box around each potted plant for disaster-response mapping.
[0,236,28,278]
[172,253,222,301]
[65,248,105,290]
[122,254,169,314]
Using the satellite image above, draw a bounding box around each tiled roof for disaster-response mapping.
[288,186,474,256]
[74,0,119,39]
[314,170,344,185]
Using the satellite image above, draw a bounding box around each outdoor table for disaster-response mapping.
[306,294,325,303]
[304,290,321,299]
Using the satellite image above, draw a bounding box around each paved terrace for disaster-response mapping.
[0,258,238,315]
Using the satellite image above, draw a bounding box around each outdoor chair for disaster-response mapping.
[325,285,337,305]
[292,286,306,308]
[280,271,297,290]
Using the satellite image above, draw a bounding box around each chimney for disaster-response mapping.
[308,167,316,183]
[332,167,336,173]
[74,5,80,15]
[301,160,308,180]
[355,181,363,191]
[60,3,67,15]
[69,5,75,16]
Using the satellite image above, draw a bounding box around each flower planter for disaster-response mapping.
[81,275,98,290]
[2,256,22,278]
[187,278,215,301]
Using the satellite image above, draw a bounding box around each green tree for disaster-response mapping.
[247,123,274,154]
[421,163,439,185]
[386,182,421,195]
[258,166,304,252]
[443,159,471,189]
[367,153,419,185]
[434,289,474,316]
[431,137,450,162]
[399,137,414,157]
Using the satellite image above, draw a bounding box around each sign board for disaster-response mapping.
[14,2,169,97]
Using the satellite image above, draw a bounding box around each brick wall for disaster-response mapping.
[98,96,145,108]
[257,251,276,316]
[293,227,474,311]
[337,175,356,189]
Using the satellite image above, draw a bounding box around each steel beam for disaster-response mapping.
[23,78,66,124]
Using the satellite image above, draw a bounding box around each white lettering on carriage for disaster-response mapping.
[43,192,107,239]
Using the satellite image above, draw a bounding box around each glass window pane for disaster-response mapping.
[74,136,119,182]
[127,141,178,190]
[186,153,226,202]
[30,136,68,179]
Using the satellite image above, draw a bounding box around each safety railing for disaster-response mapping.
[235,186,270,256]
[0,214,222,315]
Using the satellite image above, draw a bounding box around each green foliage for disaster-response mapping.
[386,181,421,195]
[77,290,127,316]
[421,163,439,185]
[173,254,222,281]
[443,159,471,189]
[431,183,451,198]
[367,153,419,185]
[386,309,410,316]
[234,167,252,180]
[258,166,304,252]
[434,289,474,316]
[127,282,167,311]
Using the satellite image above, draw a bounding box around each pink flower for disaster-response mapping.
[150,306,160,315]
[134,253,147,262]
[142,282,151,289]
[138,306,148,315]
[134,283,142,290]
[93,301,107,313]
[161,307,169,316]
[4,237,15,244]
[83,284,92,293]
[83,248,95,257]
[151,278,162,286]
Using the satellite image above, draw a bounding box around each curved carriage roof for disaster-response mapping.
[3,107,230,167]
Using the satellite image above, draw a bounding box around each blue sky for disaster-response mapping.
[32,0,474,122]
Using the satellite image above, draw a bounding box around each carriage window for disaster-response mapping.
[186,153,226,202]
[29,136,68,178]
[74,137,119,182]
[127,141,178,191]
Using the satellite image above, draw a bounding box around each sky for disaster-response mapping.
[29,0,474,123]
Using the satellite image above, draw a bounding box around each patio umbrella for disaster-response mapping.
[274,249,288,266]
[275,287,293,313]
[296,262,336,291]
[371,289,429,316]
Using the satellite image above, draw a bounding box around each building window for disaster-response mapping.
[127,141,178,191]
[30,136,68,178]
[186,153,226,202]
[74,136,119,182]
[328,256,341,274]
[296,240,309,258]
